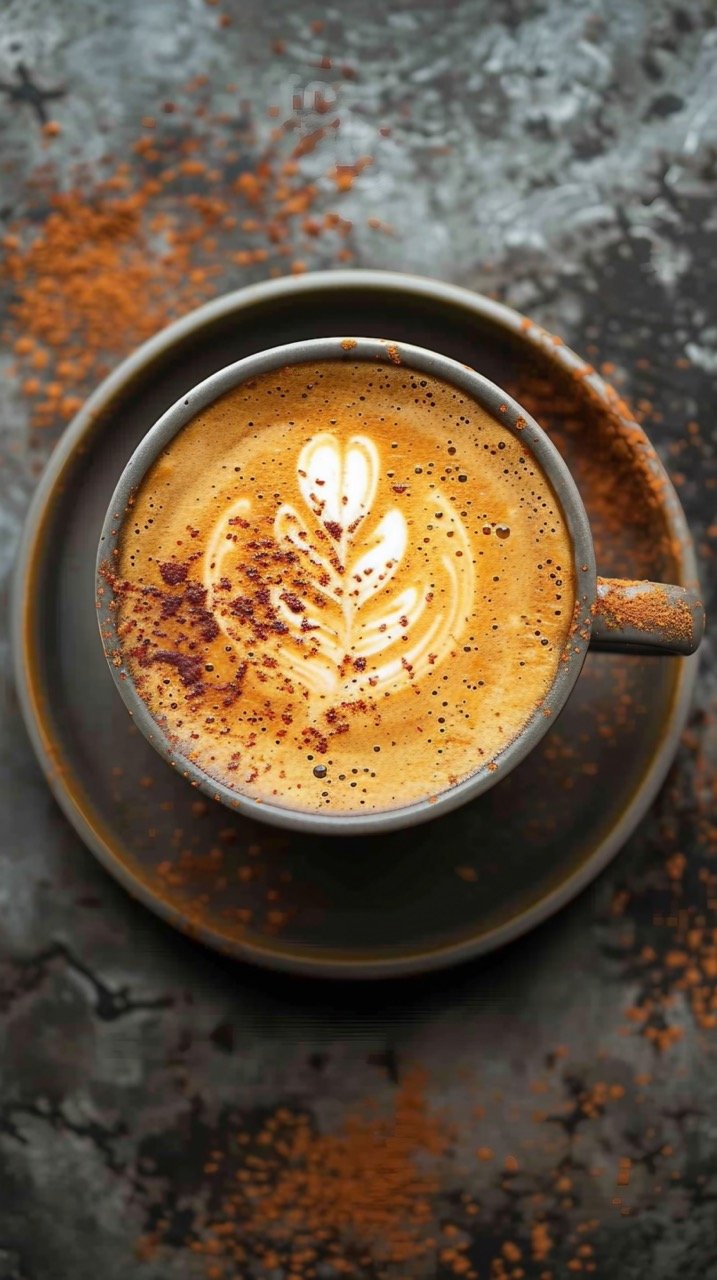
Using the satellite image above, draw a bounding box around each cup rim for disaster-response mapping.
[96,336,596,835]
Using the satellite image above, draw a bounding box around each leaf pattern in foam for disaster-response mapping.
[298,431,380,528]
[204,433,474,697]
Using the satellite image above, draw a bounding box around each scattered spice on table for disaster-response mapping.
[2,72,377,432]
[607,712,717,1042]
[136,1068,457,1277]
[134,1059,625,1278]
[130,1019,717,1278]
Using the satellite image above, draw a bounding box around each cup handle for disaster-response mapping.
[589,577,705,656]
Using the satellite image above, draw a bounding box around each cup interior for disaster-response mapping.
[96,336,596,834]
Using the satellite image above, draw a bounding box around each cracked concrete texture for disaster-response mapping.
[1,0,717,1277]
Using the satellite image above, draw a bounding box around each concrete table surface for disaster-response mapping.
[0,2,716,1277]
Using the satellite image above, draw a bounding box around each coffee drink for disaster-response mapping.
[108,359,576,814]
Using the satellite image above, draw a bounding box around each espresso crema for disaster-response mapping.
[111,360,576,813]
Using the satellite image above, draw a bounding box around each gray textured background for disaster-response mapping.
[1,1,716,1277]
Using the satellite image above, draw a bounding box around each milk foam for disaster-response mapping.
[116,360,576,816]
[204,431,474,696]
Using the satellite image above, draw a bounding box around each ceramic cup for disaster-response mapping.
[96,337,705,835]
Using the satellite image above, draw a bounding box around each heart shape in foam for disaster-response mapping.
[204,431,475,698]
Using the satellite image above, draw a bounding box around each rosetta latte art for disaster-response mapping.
[117,360,576,814]
[204,432,475,696]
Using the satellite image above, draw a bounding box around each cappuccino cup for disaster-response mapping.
[96,338,704,834]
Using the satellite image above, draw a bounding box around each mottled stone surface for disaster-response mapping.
[1,1,716,1277]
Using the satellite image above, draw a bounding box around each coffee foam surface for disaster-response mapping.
[114,360,576,815]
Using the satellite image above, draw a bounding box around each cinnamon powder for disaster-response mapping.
[593,580,696,647]
[137,1068,460,1277]
[2,80,375,432]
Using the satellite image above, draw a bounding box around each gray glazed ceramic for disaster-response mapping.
[11,270,702,976]
[96,336,703,837]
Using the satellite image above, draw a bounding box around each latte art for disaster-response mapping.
[205,431,474,697]
[113,360,576,815]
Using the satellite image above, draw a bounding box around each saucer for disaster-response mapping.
[12,271,699,978]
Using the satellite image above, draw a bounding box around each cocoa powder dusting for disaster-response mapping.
[159,561,189,586]
[511,360,680,575]
[604,710,717,1044]
[130,1042,662,1278]
[136,1069,458,1276]
[594,580,696,647]
[2,76,378,435]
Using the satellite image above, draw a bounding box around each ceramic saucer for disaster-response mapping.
[12,271,698,977]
